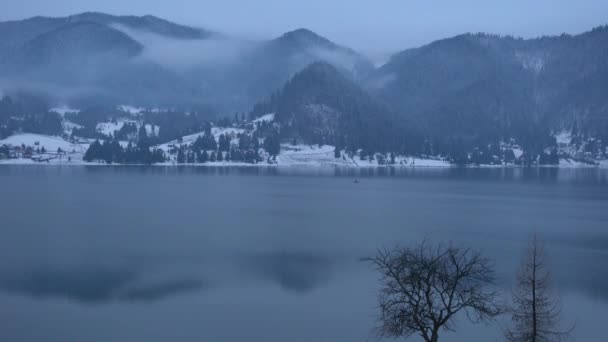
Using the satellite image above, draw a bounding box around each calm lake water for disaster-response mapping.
[1,166,607,342]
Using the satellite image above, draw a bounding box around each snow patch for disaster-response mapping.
[117,105,145,115]
[96,122,124,136]
[555,130,572,145]
[516,52,544,74]
[253,113,275,124]
[211,127,245,141]
[276,144,355,167]
[145,124,160,137]
[96,120,138,136]
[63,121,83,135]
[559,158,598,168]
[512,148,524,159]
[405,157,452,168]
[49,106,80,117]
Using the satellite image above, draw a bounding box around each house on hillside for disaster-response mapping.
[5,145,34,159]
[8,145,23,158]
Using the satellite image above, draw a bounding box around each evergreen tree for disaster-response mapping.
[549,148,559,165]
[203,121,212,136]
[138,125,149,148]
[230,147,242,161]
[84,140,102,162]
[200,150,209,163]
[192,135,205,151]
[506,236,573,342]
[504,149,516,164]
[0,145,9,159]
[264,129,281,156]
[177,146,186,164]
[204,133,218,150]
[218,134,231,151]
[239,134,252,150]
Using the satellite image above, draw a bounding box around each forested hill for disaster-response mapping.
[250,62,413,155]
[367,27,608,159]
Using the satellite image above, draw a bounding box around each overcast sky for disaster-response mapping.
[3,0,608,60]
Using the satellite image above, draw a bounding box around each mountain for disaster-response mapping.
[0,13,373,112]
[0,12,212,49]
[268,28,374,77]
[65,12,214,39]
[194,28,375,113]
[12,21,143,68]
[250,62,411,153]
[0,13,211,108]
[0,13,207,63]
[244,28,373,93]
[368,27,608,153]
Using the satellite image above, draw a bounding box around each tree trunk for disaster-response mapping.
[532,240,537,342]
[430,327,439,342]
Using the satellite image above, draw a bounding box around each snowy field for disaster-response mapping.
[0,133,89,165]
[0,133,88,153]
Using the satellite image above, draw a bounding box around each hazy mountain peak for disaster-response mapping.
[276,28,335,47]
[68,12,114,21]
[66,12,213,39]
[282,28,321,38]
[14,20,143,68]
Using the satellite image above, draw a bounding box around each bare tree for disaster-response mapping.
[506,236,573,342]
[365,241,502,342]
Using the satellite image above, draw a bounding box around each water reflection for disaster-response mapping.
[0,165,607,342]
[5,164,605,185]
[0,266,205,303]
[242,252,332,293]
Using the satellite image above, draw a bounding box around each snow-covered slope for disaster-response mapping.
[0,133,89,164]
[156,127,246,152]
[0,133,87,152]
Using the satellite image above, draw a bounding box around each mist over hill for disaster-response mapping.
[0,13,372,112]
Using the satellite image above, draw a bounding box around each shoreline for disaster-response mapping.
[1,159,606,169]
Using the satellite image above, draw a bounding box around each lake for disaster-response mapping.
[1,166,607,342]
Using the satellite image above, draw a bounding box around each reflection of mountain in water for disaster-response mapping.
[0,266,205,303]
[243,252,333,293]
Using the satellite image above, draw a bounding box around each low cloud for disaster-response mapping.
[112,24,254,71]
[366,72,397,90]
